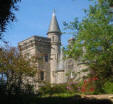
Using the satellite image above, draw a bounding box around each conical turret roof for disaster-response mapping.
[48,10,61,34]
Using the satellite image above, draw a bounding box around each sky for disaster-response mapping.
[4,0,92,47]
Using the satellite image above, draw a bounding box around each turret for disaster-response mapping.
[47,10,62,84]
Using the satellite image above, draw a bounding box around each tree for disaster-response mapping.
[107,0,113,6]
[64,0,113,91]
[0,0,21,39]
[0,46,37,95]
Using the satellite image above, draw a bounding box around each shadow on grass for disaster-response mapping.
[0,95,113,104]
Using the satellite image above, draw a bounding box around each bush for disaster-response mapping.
[103,81,113,94]
[38,82,51,96]
[38,83,69,96]
[38,81,81,97]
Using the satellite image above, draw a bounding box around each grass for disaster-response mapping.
[41,93,76,98]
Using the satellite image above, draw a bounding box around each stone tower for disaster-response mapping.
[47,11,62,84]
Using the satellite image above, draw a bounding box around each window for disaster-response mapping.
[0,73,7,84]
[70,72,74,79]
[52,36,54,41]
[24,42,27,46]
[24,53,30,58]
[40,71,44,81]
[45,55,48,62]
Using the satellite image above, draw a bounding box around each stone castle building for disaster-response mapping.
[18,11,65,85]
[18,11,87,88]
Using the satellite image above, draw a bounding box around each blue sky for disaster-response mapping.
[4,0,92,47]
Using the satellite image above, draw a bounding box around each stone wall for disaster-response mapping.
[18,36,51,89]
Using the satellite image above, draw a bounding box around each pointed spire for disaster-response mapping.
[53,9,56,16]
[48,10,61,34]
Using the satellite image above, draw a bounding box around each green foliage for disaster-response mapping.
[108,0,113,6]
[38,82,51,95]
[64,0,113,90]
[103,81,113,93]
[0,0,21,37]
[38,83,68,96]
[38,81,84,97]
[0,46,37,95]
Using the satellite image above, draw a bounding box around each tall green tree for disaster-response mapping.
[64,0,113,87]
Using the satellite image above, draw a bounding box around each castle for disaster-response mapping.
[18,11,87,88]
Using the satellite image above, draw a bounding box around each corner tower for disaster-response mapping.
[47,10,62,84]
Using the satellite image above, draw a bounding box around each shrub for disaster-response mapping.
[38,82,69,96]
[38,82,51,96]
[79,77,99,95]
[103,81,113,94]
